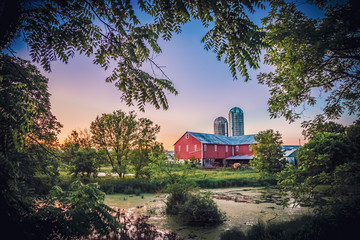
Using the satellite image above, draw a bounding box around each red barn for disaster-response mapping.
[174,132,257,167]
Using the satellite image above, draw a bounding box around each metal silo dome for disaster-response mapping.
[214,117,228,136]
[229,107,244,136]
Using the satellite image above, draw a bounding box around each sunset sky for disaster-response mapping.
[12,2,357,150]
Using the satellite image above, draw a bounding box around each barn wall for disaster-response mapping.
[203,144,235,159]
[203,144,253,159]
[237,144,253,155]
[203,144,225,159]
[174,132,202,160]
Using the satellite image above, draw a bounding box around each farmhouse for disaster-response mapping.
[174,131,257,167]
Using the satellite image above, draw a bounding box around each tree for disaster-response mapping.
[2,1,358,120]
[0,57,121,239]
[62,130,103,179]
[0,55,62,153]
[277,131,357,208]
[90,110,138,178]
[1,0,267,111]
[42,181,119,239]
[250,129,286,175]
[0,55,63,194]
[130,117,161,178]
[90,111,163,178]
[68,149,102,179]
[301,115,346,140]
[63,129,93,149]
[0,56,62,238]
[346,119,360,158]
[0,56,62,193]
[258,0,360,122]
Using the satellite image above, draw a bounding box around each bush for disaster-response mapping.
[166,182,193,214]
[165,180,224,227]
[179,192,225,226]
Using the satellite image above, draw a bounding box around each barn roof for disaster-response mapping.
[284,149,297,158]
[282,145,300,157]
[225,155,254,160]
[187,132,257,145]
[282,145,301,151]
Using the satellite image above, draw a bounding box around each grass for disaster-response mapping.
[188,167,276,188]
[192,168,259,180]
[57,165,276,194]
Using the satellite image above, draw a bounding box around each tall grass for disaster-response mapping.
[190,168,276,188]
[58,168,275,194]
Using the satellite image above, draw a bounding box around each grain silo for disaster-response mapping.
[229,107,244,136]
[214,117,228,136]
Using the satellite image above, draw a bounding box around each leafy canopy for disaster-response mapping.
[277,125,360,209]
[130,117,162,178]
[90,109,162,178]
[62,129,104,179]
[0,55,62,196]
[0,56,119,239]
[1,0,357,121]
[259,0,360,122]
[0,55,62,153]
[1,0,358,122]
[90,110,137,177]
[301,115,346,140]
[1,0,267,111]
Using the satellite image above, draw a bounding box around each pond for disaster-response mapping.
[104,187,311,240]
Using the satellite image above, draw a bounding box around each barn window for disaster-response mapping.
[186,145,189,152]
[236,146,239,151]
[178,145,181,152]
[215,145,217,151]
[204,144,207,151]
[226,145,228,152]
[194,145,197,151]
[186,133,189,139]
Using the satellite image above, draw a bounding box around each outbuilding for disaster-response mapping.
[282,145,301,165]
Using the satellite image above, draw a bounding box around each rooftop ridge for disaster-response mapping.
[187,131,257,145]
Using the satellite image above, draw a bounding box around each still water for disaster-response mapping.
[105,187,311,240]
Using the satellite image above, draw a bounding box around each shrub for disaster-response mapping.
[179,192,225,226]
[165,181,193,214]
